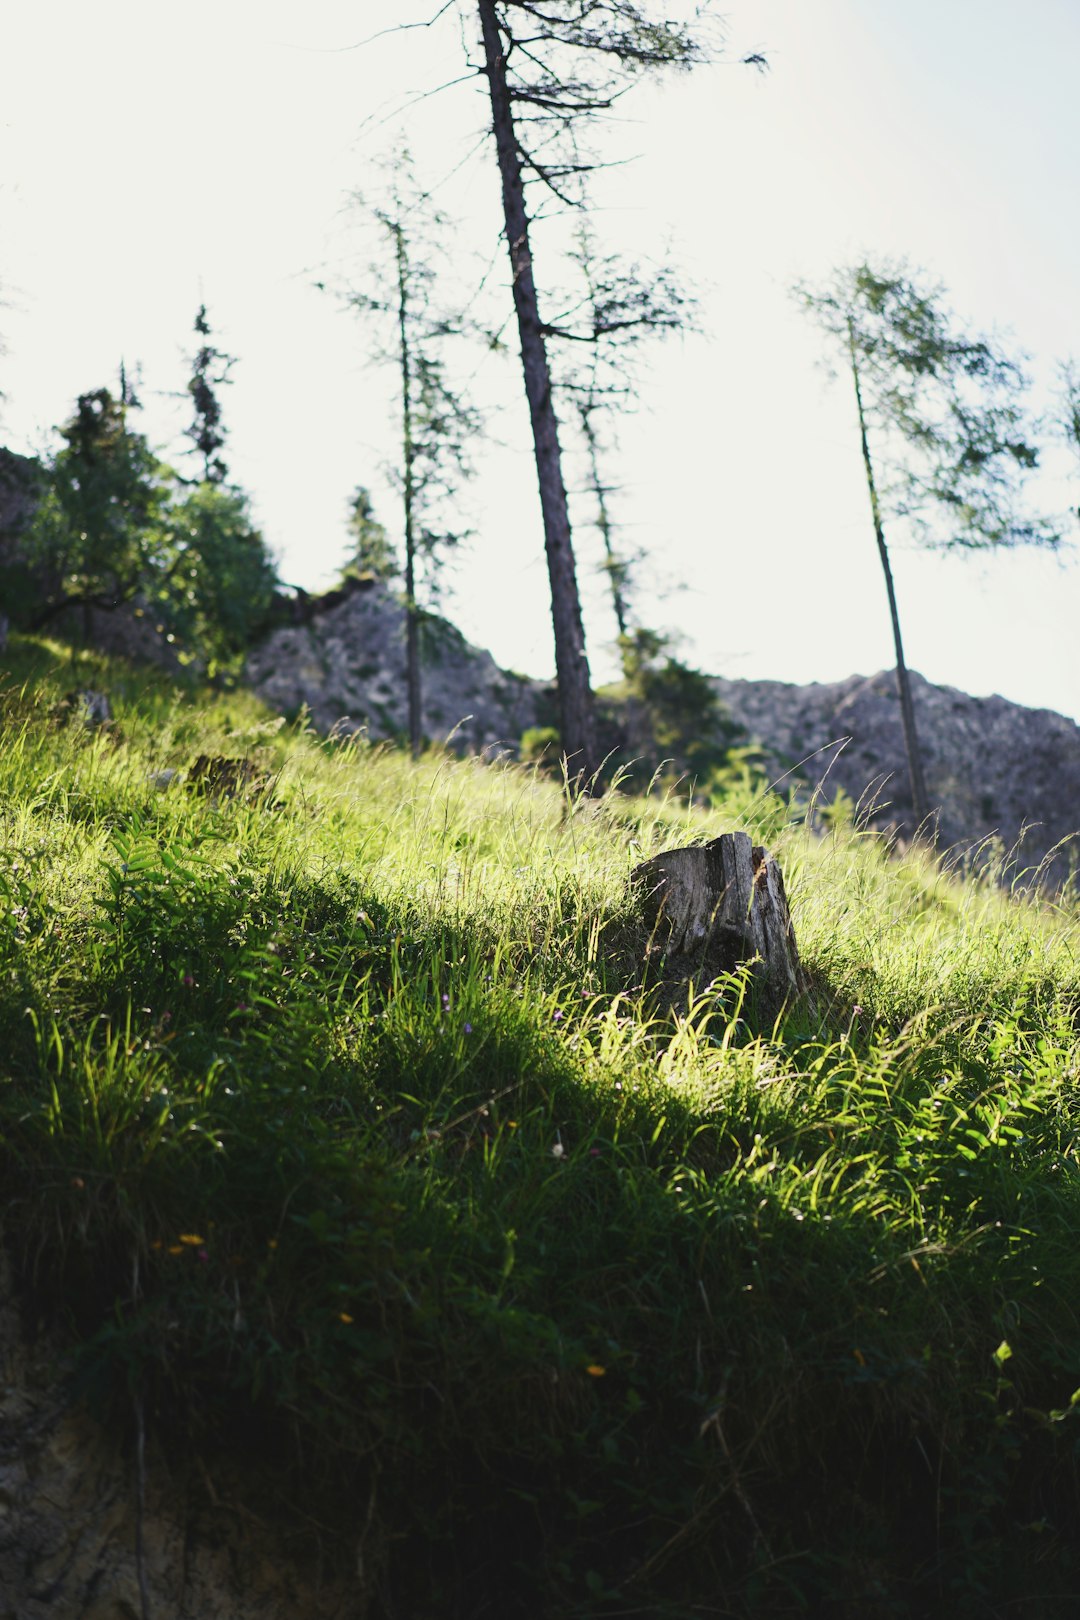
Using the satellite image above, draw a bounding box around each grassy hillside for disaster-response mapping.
[2,635,1080,1617]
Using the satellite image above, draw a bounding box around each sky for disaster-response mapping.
[2,0,1078,722]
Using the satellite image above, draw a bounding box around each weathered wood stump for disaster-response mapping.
[631,831,804,1013]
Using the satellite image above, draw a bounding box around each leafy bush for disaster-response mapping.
[157,483,278,671]
[23,388,172,625]
[15,387,279,670]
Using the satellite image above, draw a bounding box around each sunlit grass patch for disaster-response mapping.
[2,632,1080,1616]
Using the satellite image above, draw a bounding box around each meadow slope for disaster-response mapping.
[2,636,1080,1618]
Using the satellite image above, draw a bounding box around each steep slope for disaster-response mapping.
[245,585,1080,887]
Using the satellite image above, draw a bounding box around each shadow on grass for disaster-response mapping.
[4,846,1080,1615]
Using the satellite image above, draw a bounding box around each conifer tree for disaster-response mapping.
[166,305,279,665]
[552,223,692,664]
[796,261,1060,825]
[185,304,234,484]
[474,0,719,779]
[344,485,397,582]
[346,155,480,757]
[27,386,169,631]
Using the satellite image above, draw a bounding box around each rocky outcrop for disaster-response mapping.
[250,587,1079,888]
[0,1257,350,1620]
[246,577,552,753]
[713,669,1080,887]
[0,450,44,632]
[0,448,41,555]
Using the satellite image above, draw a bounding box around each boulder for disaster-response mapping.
[245,579,551,754]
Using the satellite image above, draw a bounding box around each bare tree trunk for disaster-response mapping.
[849,326,931,827]
[478,0,598,781]
[394,221,422,760]
[579,402,630,647]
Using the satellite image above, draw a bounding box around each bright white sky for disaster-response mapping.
[2,0,1078,721]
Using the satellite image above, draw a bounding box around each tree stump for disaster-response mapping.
[631,831,804,1013]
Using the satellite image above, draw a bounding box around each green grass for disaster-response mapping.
[3,632,1080,1617]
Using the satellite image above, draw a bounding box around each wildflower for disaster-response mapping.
[589,1148,600,1157]
[267,1239,278,1250]
[552,1009,563,1022]
[442,993,450,1008]
[167,1244,184,1256]
[551,1142,565,1159]
[182,973,194,988]
[464,1023,473,1034]
[197,1249,209,1263]
[178,1233,205,1246]
[340,1311,354,1324]
[586,1365,606,1378]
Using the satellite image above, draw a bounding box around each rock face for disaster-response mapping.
[713,669,1080,887]
[253,589,1079,888]
[47,601,188,673]
[0,1258,349,1620]
[246,577,551,753]
[0,448,41,554]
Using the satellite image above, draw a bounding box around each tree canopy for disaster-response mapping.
[796,260,1059,823]
[26,388,171,626]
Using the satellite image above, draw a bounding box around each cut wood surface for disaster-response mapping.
[631,831,804,1011]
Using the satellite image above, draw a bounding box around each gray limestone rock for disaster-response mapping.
[246,578,551,754]
[712,669,1080,888]
[246,581,1079,891]
[0,1255,351,1620]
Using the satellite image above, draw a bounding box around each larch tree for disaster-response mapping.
[553,222,693,664]
[796,261,1059,827]
[1057,359,1080,507]
[344,154,480,759]
[472,0,719,782]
